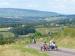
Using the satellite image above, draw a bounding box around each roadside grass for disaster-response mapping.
[36,27,75,48]
[55,27,75,48]
[0,44,49,56]
[55,36,75,48]
[63,27,75,37]
[0,27,49,56]
[0,37,49,56]
[0,27,75,56]
[11,44,49,56]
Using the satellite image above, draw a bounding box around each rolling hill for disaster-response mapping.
[0,8,60,24]
[0,8,75,25]
[0,8,60,17]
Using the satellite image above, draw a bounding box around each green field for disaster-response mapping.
[0,27,75,48]
[0,28,10,31]
[36,27,75,48]
[0,27,49,56]
[36,27,61,34]
[0,28,14,38]
[0,43,48,56]
[0,27,75,56]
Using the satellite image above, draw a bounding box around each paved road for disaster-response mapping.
[28,43,75,56]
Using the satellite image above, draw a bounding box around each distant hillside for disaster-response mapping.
[0,8,75,25]
[0,8,60,17]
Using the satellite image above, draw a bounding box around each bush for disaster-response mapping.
[0,34,4,45]
[0,34,15,45]
[10,26,36,36]
[34,32,42,36]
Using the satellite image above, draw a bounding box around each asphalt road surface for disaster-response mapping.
[28,43,75,56]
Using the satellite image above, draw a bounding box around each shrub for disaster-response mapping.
[0,34,15,45]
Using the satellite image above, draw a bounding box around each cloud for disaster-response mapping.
[0,2,9,5]
[0,2,10,8]
[0,0,75,14]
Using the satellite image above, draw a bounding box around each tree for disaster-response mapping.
[34,32,42,36]
[9,26,36,37]
[0,34,4,45]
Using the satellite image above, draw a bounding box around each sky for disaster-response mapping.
[0,0,75,14]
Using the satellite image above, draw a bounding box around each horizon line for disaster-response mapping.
[0,8,75,15]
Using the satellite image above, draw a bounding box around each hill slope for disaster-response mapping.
[0,8,75,25]
[0,8,60,17]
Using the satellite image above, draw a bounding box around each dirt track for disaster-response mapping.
[28,43,75,56]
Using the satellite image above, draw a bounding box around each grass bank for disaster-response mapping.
[36,27,75,48]
[0,37,49,56]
